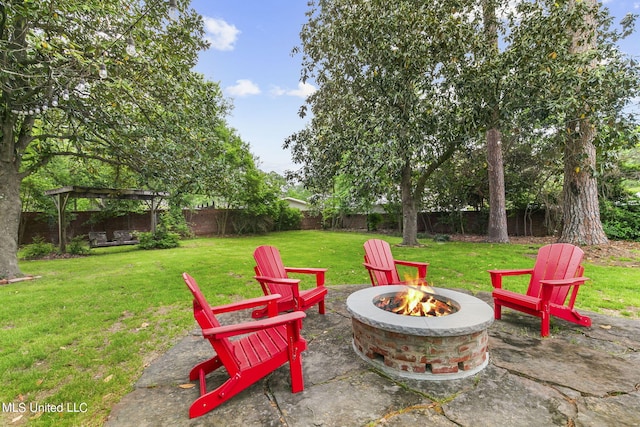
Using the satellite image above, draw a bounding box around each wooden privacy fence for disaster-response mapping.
[19,208,553,246]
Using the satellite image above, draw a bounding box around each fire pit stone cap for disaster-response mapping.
[346,285,494,337]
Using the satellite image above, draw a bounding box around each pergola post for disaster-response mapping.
[150,197,160,233]
[51,192,71,252]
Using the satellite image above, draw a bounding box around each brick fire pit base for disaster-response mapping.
[347,286,494,380]
[352,318,489,378]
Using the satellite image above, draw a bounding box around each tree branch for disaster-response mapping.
[415,140,460,196]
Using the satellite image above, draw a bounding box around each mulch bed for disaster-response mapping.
[448,234,640,267]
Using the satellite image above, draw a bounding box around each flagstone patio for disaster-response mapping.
[105,284,640,427]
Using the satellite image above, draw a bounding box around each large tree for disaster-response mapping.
[560,0,608,245]
[505,0,639,245]
[0,1,230,278]
[288,0,481,246]
[481,0,509,243]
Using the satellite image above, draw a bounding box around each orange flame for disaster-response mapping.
[374,274,456,317]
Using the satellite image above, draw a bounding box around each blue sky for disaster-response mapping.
[190,1,640,175]
[190,1,312,174]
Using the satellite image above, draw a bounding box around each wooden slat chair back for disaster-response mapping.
[252,245,328,318]
[182,273,307,418]
[362,239,429,286]
[253,245,292,300]
[526,243,585,304]
[489,243,591,337]
[363,239,401,285]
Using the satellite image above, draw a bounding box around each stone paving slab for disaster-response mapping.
[105,285,640,427]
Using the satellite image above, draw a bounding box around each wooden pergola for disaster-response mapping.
[44,186,169,252]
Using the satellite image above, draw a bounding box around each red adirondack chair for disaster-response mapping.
[489,243,592,337]
[252,245,328,319]
[182,273,307,418]
[363,239,429,286]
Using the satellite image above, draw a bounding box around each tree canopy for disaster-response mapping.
[287,0,639,245]
[287,0,483,245]
[0,0,253,278]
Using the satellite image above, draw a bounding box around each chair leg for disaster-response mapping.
[318,300,326,315]
[540,311,550,337]
[573,310,592,327]
[493,301,502,320]
[289,348,304,393]
[189,356,222,381]
[189,374,242,418]
[566,309,592,327]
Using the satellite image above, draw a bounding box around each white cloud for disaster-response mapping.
[288,82,317,98]
[203,17,240,51]
[270,86,286,96]
[226,79,261,97]
[270,82,317,98]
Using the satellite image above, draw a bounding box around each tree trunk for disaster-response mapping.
[0,160,23,279]
[559,121,609,245]
[559,0,608,246]
[482,0,509,243]
[486,127,509,243]
[400,162,420,246]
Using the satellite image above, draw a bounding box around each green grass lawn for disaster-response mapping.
[2,230,639,426]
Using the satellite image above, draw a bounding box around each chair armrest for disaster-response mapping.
[285,267,327,274]
[253,276,301,287]
[539,277,590,287]
[202,311,306,339]
[284,267,327,287]
[210,293,282,315]
[254,276,302,301]
[488,268,534,289]
[539,277,589,307]
[363,262,396,286]
[394,260,428,278]
[394,260,428,268]
[363,262,394,273]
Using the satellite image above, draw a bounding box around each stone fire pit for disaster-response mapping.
[346,285,494,380]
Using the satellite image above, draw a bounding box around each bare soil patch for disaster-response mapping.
[448,234,640,267]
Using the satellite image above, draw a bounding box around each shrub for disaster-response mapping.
[21,236,58,259]
[274,202,303,231]
[137,206,185,249]
[231,201,302,234]
[367,213,383,231]
[67,235,90,256]
[601,201,640,241]
[159,208,194,239]
[233,212,273,235]
[138,230,180,250]
[433,234,451,242]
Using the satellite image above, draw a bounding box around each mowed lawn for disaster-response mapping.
[2,230,639,426]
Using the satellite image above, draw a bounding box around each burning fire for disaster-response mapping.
[374,275,457,317]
